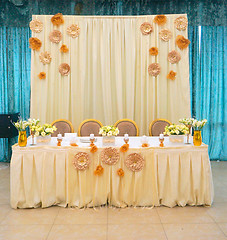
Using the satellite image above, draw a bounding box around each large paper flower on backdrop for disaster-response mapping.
[167,70,177,80]
[67,24,80,38]
[168,50,181,64]
[29,37,42,51]
[174,16,188,31]
[148,63,161,76]
[140,22,153,35]
[149,47,158,56]
[73,152,90,171]
[51,13,64,26]
[29,19,43,33]
[39,51,52,64]
[49,30,62,43]
[59,63,70,76]
[176,35,190,49]
[125,153,145,172]
[153,15,167,26]
[101,147,120,165]
[159,29,173,42]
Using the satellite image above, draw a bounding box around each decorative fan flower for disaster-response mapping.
[38,72,46,80]
[101,147,120,165]
[117,168,124,177]
[49,30,62,43]
[120,144,129,153]
[59,63,70,76]
[39,51,52,64]
[51,13,64,26]
[159,29,172,42]
[73,152,90,171]
[167,70,177,80]
[176,35,190,50]
[149,47,158,56]
[168,50,181,64]
[94,165,104,176]
[29,19,43,33]
[148,63,161,76]
[153,15,167,26]
[67,24,80,38]
[29,37,42,51]
[140,22,153,35]
[174,16,188,31]
[60,44,69,53]
[125,153,145,172]
[90,145,98,153]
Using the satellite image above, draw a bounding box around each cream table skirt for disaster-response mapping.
[10,137,214,209]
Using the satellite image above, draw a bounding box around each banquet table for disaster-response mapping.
[10,137,214,209]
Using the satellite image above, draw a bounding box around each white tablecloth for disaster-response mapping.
[10,137,214,208]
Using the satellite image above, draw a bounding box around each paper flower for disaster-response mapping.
[49,30,62,43]
[168,50,181,64]
[148,63,161,76]
[60,44,69,53]
[29,19,43,33]
[125,153,145,172]
[59,63,70,76]
[70,143,78,146]
[67,24,80,38]
[73,152,90,171]
[149,47,158,56]
[174,16,188,31]
[140,22,153,35]
[153,15,167,26]
[120,144,129,153]
[29,37,42,51]
[90,145,98,153]
[117,168,124,177]
[51,13,64,26]
[39,51,52,64]
[101,147,120,165]
[38,72,46,80]
[159,29,172,42]
[142,143,149,147]
[94,165,104,176]
[176,35,191,50]
[167,70,177,80]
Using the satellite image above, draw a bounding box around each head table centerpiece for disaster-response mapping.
[34,123,57,143]
[179,117,195,144]
[13,119,29,147]
[191,119,207,146]
[164,124,189,143]
[27,118,40,145]
[99,125,119,145]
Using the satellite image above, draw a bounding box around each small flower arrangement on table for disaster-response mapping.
[179,117,195,144]
[12,119,30,147]
[99,125,119,137]
[34,124,57,143]
[164,124,189,143]
[191,119,207,146]
[27,118,40,145]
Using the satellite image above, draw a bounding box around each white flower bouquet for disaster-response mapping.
[34,124,57,137]
[164,124,189,136]
[192,119,207,130]
[179,118,195,126]
[27,118,40,132]
[99,125,119,137]
[13,119,29,131]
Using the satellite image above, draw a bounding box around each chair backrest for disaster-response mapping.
[78,119,103,136]
[114,119,139,136]
[51,119,74,137]
[149,119,171,136]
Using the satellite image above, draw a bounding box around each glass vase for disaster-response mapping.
[193,130,202,146]
[18,131,27,147]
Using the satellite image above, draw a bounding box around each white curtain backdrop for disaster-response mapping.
[30,14,191,134]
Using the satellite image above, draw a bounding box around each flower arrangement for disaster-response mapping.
[164,124,189,135]
[179,118,195,126]
[27,118,40,132]
[99,125,119,137]
[192,119,207,130]
[34,124,57,137]
[13,119,29,131]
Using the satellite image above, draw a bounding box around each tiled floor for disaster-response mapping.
[0,161,227,240]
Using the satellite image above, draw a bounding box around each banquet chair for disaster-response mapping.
[51,119,74,137]
[149,119,171,136]
[78,119,103,136]
[114,119,139,136]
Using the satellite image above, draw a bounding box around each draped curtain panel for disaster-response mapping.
[30,14,191,134]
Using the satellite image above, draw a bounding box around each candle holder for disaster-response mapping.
[57,138,62,146]
[124,138,129,144]
[159,137,164,147]
[185,124,192,144]
[30,130,35,145]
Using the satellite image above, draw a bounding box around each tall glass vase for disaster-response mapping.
[193,130,202,146]
[18,131,27,147]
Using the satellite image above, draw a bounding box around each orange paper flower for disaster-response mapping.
[117,168,124,177]
[149,47,158,56]
[167,70,177,80]
[120,144,129,153]
[29,37,42,51]
[154,15,167,26]
[176,35,191,50]
[90,145,98,153]
[94,165,104,176]
[70,143,78,147]
[51,13,64,26]
[60,44,69,53]
[38,72,46,80]
[142,143,149,147]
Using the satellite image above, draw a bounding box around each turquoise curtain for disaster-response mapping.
[0,27,31,162]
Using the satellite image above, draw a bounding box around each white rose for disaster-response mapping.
[102,132,106,136]
[107,131,112,136]
[41,131,46,136]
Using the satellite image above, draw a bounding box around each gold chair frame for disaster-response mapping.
[149,118,171,136]
[114,119,139,136]
[78,119,103,137]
